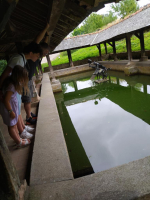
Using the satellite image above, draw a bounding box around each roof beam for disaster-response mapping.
[48,0,66,38]
[0,35,34,45]
[0,0,19,34]
[65,0,87,17]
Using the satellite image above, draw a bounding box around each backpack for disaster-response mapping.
[19,53,30,72]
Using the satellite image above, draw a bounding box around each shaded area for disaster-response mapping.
[56,99,94,178]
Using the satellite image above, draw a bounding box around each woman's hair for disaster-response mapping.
[2,65,29,94]
[23,42,42,56]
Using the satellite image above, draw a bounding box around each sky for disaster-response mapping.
[97,0,150,15]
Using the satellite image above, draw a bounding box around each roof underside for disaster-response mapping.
[53,5,150,53]
[0,0,122,59]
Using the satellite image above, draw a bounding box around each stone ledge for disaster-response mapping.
[29,156,150,200]
[48,61,150,79]
[30,73,73,186]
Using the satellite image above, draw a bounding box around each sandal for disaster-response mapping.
[17,139,31,148]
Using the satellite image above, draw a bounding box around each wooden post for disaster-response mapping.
[96,44,102,61]
[139,30,148,61]
[67,49,74,67]
[0,129,20,200]
[73,81,78,92]
[46,54,57,83]
[117,77,119,85]
[112,41,117,61]
[139,30,145,57]
[104,42,107,54]
[144,84,147,94]
[126,33,132,62]
[38,61,43,75]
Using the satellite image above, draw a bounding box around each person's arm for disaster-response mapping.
[0,66,12,88]
[4,91,15,119]
[34,23,49,44]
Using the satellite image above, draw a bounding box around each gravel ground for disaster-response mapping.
[41,53,60,64]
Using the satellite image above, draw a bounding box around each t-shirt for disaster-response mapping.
[28,59,40,80]
[7,54,27,69]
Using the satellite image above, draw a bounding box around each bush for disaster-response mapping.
[0,60,7,75]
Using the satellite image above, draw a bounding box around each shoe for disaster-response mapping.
[20,130,34,139]
[26,117,37,125]
[17,139,31,148]
[31,112,37,119]
[25,125,35,133]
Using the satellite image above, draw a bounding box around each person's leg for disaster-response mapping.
[17,115,24,133]
[19,114,25,129]
[22,81,37,125]
[8,125,21,144]
[24,102,31,119]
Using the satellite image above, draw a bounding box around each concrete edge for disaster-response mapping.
[30,73,73,186]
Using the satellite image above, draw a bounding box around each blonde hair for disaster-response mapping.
[3,65,29,94]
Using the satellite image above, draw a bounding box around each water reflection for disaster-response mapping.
[62,82,75,93]
[56,71,150,175]
[110,76,117,84]
[77,79,93,90]
[134,83,144,93]
[119,79,129,87]
[67,98,150,172]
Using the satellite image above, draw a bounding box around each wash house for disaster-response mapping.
[1,0,150,200]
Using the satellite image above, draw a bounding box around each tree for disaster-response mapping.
[102,11,117,26]
[82,13,103,34]
[111,0,139,19]
[72,27,85,37]
[71,11,117,36]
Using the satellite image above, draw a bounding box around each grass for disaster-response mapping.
[41,31,150,71]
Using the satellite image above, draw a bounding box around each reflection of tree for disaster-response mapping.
[68,82,74,88]
[110,76,117,84]
[134,83,143,92]
[62,84,68,93]
[93,84,114,105]
[62,82,75,93]
[119,79,125,83]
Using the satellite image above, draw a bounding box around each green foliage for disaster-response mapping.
[0,60,7,76]
[71,11,117,36]
[82,13,104,34]
[102,11,117,26]
[72,27,85,36]
[111,0,139,18]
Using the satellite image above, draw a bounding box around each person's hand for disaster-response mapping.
[10,111,15,119]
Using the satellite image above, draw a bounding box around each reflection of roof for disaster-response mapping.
[53,4,150,53]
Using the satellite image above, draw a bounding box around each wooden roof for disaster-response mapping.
[0,0,122,59]
[53,4,150,53]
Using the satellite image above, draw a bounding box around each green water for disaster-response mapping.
[55,70,150,178]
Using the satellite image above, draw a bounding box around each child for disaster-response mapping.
[0,65,32,148]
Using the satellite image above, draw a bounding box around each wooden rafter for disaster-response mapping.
[0,0,19,34]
